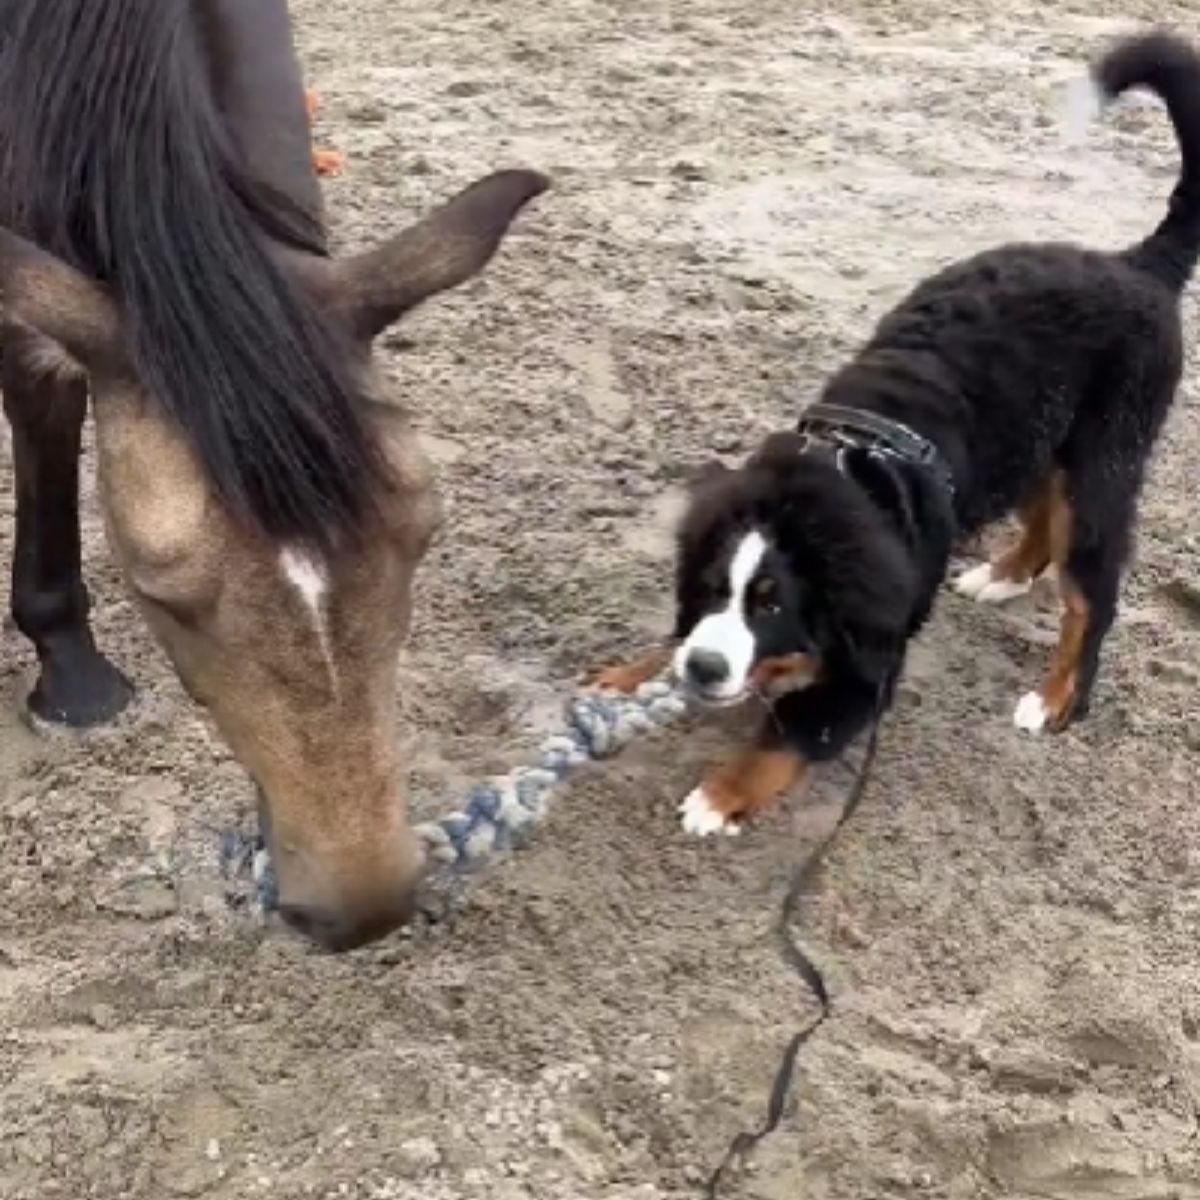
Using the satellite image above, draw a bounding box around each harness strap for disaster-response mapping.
[797,401,957,496]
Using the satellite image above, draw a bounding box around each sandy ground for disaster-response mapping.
[2,1,1200,1197]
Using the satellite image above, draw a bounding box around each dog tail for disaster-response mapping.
[1088,32,1200,290]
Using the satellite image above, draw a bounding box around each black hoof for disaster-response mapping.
[26,652,134,729]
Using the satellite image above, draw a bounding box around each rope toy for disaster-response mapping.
[225,675,691,907]
[417,676,689,867]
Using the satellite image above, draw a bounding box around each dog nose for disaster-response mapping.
[278,885,419,953]
[685,648,730,690]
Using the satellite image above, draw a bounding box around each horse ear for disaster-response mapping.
[0,229,126,374]
[328,169,548,339]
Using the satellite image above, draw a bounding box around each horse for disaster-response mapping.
[0,0,547,951]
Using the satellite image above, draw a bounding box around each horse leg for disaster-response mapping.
[196,0,326,233]
[3,354,133,727]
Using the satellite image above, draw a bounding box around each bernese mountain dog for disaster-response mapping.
[595,31,1200,836]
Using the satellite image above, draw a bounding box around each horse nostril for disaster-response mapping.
[278,903,343,946]
[685,648,730,689]
[278,887,420,953]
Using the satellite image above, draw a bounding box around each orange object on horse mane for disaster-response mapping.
[304,88,344,177]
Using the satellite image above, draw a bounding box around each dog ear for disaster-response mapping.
[844,445,958,563]
[842,447,900,501]
[842,448,919,539]
[684,458,729,492]
[748,431,806,468]
[838,625,906,689]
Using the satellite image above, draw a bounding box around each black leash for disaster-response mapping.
[704,710,886,1198]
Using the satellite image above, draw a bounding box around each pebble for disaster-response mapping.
[396,1137,442,1178]
[95,875,177,920]
[347,101,387,124]
[88,1003,117,1030]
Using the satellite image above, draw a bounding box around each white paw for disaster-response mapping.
[977,577,1033,604]
[679,788,741,838]
[953,562,1032,604]
[1013,691,1048,733]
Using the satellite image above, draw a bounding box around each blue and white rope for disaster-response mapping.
[227,675,691,907]
[416,675,689,868]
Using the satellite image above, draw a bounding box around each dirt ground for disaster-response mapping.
[3,1,1200,1197]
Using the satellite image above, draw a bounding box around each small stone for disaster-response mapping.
[89,1003,118,1030]
[205,1139,221,1162]
[395,1136,441,1179]
[96,875,177,920]
[1148,657,1198,685]
[347,101,387,124]
[445,80,488,98]
[835,914,872,949]
[1160,576,1200,622]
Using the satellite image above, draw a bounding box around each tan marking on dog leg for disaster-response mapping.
[956,470,1065,602]
[586,647,674,694]
[1017,574,1090,733]
[1014,478,1087,734]
[680,747,807,836]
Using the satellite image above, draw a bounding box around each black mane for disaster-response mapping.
[0,0,381,548]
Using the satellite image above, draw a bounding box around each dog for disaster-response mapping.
[594,31,1200,836]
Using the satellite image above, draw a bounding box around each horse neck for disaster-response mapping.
[195,0,326,246]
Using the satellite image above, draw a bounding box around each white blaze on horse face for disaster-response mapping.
[279,546,338,690]
[674,530,767,702]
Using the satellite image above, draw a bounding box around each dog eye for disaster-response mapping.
[751,577,781,615]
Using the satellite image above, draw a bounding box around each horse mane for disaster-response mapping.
[0,0,383,549]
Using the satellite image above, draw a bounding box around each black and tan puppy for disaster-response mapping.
[597,32,1200,835]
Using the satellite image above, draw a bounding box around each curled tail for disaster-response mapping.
[1090,32,1200,290]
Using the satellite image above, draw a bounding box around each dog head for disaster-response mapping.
[672,433,921,705]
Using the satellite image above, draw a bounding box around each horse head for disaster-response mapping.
[0,168,546,950]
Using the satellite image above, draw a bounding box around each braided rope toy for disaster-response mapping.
[227,675,692,907]
[417,675,690,867]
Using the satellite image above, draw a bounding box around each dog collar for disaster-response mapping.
[796,402,956,495]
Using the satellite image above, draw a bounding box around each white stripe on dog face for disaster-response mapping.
[674,530,766,701]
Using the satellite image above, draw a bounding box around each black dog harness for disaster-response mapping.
[796,401,957,497]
